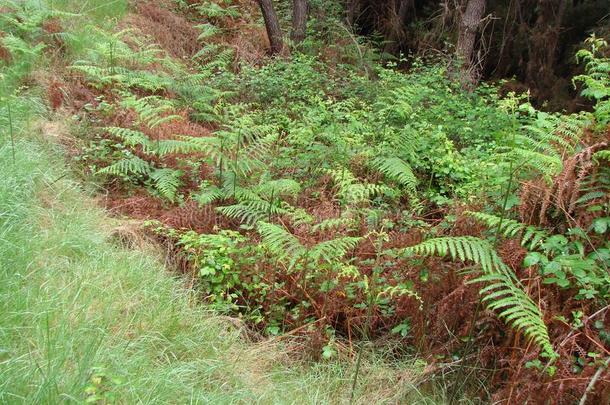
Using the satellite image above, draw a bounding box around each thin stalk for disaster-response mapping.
[450,119,519,404]
[7,99,15,164]
[267,188,275,222]
[350,235,383,404]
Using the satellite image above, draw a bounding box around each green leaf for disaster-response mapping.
[592,217,609,234]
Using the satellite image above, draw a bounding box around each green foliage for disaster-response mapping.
[257,221,361,270]
[401,236,556,359]
[507,110,591,180]
[574,35,610,126]
[119,92,182,129]
[465,211,549,249]
[175,229,249,308]
[469,212,610,300]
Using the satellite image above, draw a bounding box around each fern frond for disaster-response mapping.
[401,236,556,358]
[105,127,154,153]
[310,236,361,263]
[256,178,301,200]
[97,156,151,176]
[195,23,222,40]
[312,216,357,233]
[465,211,549,249]
[327,168,391,205]
[594,150,610,161]
[193,184,224,206]
[257,222,306,267]
[150,168,182,201]
[119,93,181,129]
[371,157,418,193]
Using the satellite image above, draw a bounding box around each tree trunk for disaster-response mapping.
[291,0,308,45]
[347,0,360,27]
[525,0,568,103]
[258,0,284,55]
[456,0,486,88]
[383,0,414,55]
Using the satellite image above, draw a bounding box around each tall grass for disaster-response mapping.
[0,1,433,402]
[0,133,433,403]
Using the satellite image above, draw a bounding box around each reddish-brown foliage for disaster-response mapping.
[0,31,10,63]
[126,2,201,58]
[48,80,64,110]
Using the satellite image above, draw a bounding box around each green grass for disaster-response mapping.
[0,129,434,404]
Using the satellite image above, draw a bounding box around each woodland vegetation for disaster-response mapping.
[1,0,609,403]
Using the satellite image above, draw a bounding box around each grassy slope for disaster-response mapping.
[0,129,429,404]
[0,2,436,403]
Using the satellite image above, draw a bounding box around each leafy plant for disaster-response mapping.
[401,236,557,359]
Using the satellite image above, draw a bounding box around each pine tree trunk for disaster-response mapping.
[347,0,360,26]
[258,0,284,55]
[383,0,414,55]
[456,0,486,88]
[291,0,308,45]
[525,0,568,102]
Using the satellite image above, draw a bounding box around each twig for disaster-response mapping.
[579,357,610,405]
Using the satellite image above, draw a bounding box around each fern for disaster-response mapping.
[593,150,610,162]
[312,216,357,233]
[372,157,418,193]
[257,222,361,270]
[326,167,391,206]
[193,184,224,205]
[119,93,182,129]
[105,127,153,152]
[402,237,556,359]
[150,168,183,201]
[465,211,549,250]
[509,112,591,180]
[257,222,306,269]
[309,236,361,263]
[196,1,240,18]
[195,23,222,40]
[371,156,421,210]
[97,155,151,176]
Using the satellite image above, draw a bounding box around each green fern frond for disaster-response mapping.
[371,157,418,193]
[119,93,181,129]
[105,127,154,153]
[327,168,391,205]
[195,23,222,40]
[401,236,556,358]
[193,184,224,206]
[156,139,195,156]
[97,156,151,176]
[309,236,361,263]
[465,211,549,249]
[257,222,306,267]
[150,168,182,201]
[312,217,357,233]
[593,150,610,161]
[256,178,301,200]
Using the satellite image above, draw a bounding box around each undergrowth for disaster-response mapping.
[2,0,609,403]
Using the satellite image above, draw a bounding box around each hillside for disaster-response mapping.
[1,0,609,403]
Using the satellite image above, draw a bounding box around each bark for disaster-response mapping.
[347,0,360,26]
[257,0,284,55]
[456,0,486,87]
[525,0,569,101]
[291,0,308,45]
[383,0,414,55]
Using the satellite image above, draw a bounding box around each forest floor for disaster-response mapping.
[1,0,609,404]
[0,2,437,404]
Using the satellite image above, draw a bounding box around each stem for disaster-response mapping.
[451,124,518,403]
[268,188,275,222]
[579,357,610,405]
[350,235,383,404]
[7,99,15,164]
